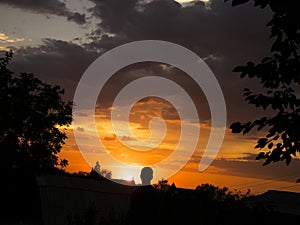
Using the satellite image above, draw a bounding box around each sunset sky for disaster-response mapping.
[1,0,299,194]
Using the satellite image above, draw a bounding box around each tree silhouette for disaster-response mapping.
[227,0,300,169]
[0,51,72,171]
[89,161,112,180]
[153,178,171,192]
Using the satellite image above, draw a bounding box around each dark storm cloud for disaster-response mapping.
[85,0,273,123]
[66,12,87,25]
[0,0,87,25]
[86,0,271,56]
[8,38,98,100]
[6,0,274,123]
[88,0,139,33]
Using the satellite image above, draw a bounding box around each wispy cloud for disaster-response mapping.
[0,46,10,51]
[0,32,24,43]
[0,0,87,25]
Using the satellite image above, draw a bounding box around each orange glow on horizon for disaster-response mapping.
[60,96,300,195]
[96,97,184,165]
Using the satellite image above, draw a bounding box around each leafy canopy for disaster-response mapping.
[0,51,72,171]
[227,0,300,167]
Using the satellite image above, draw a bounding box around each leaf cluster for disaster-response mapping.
[226,0,300,166]
[0,52,73,170]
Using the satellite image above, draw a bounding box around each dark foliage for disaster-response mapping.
[0,51,73,171]
[125,181,292,225]
[226,0,300,167]
[1,169,43,224]
[155,183,251,225]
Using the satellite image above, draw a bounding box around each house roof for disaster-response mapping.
[246,190,300,216]
[111,178,136,186]
[36,173,136,194]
